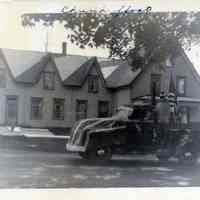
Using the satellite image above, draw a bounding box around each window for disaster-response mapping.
[53,98,65,120]
[0,68,6,88]
[43,72,55,90]
[6,96,18,124]
[150,74,161,96]
[76,100,88,121]
[31,97,43,120]
[98,101,109,118]
[88,75,99,93]
[177,76,186,96]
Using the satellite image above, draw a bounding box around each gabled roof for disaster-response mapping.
[15,54,51,84]
[100,50,200,89]
[54,54,89,82]
[64,57,106,87]
[2,47,198,90]
[63,57,94,86]
[0,48,107,87]
[104,60,142,88]
[181,51,200,85]
[101,65,119,78]
[2,48,47,79]
[100,59,123,79]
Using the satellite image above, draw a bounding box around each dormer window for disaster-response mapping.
[88,75,99,93]
[43,72,55,90]
[177,76,186,96]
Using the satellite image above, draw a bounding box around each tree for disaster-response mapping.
[21,9,200,70]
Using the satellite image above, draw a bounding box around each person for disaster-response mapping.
[168,92,177,127]
[11,119,17,132]
[156,92,171,123]
[155,92,171,147]
[178,107,188,129]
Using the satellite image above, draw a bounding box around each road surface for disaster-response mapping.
[0,148,200,188]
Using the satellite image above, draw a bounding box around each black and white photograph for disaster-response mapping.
[1,0,200,193]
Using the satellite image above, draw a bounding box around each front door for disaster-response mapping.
[98,101,109,118]
[6,96,18,125]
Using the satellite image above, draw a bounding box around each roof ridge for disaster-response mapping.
[0,47,106,59]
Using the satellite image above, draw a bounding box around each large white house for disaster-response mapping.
[0,48,112,131]
[0,45,200,132]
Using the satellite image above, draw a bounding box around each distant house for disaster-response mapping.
[101,51,200,128]
[0,48,112,129]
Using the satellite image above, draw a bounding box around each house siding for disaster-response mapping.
[128,55,200,124]
[1,49,200,130]
[131,64,167,99]
[68,66,112,122]
[173,56,200,98]
[130,57,200,100]
[112,87,131,113]
[0,58,112,128]
[173,56,200,124]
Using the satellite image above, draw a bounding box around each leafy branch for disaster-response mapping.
[21,9,200,70]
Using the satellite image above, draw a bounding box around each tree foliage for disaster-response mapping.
[21,9,200,70]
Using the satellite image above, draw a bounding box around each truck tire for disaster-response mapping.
[87,138,112,162]
[178,148,198,166]
[88,145,112,162]
[176,135,199,165]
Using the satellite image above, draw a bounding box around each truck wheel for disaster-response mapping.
[88,145,112,162]
[178,150,198,166]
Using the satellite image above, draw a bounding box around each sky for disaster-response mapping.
[0,0,200,73]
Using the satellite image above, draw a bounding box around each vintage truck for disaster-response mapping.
[66,102,200,165]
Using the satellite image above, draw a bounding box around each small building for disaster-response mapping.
[101,51,200,128]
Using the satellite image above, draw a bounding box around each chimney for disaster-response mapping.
[62,42,67,55]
